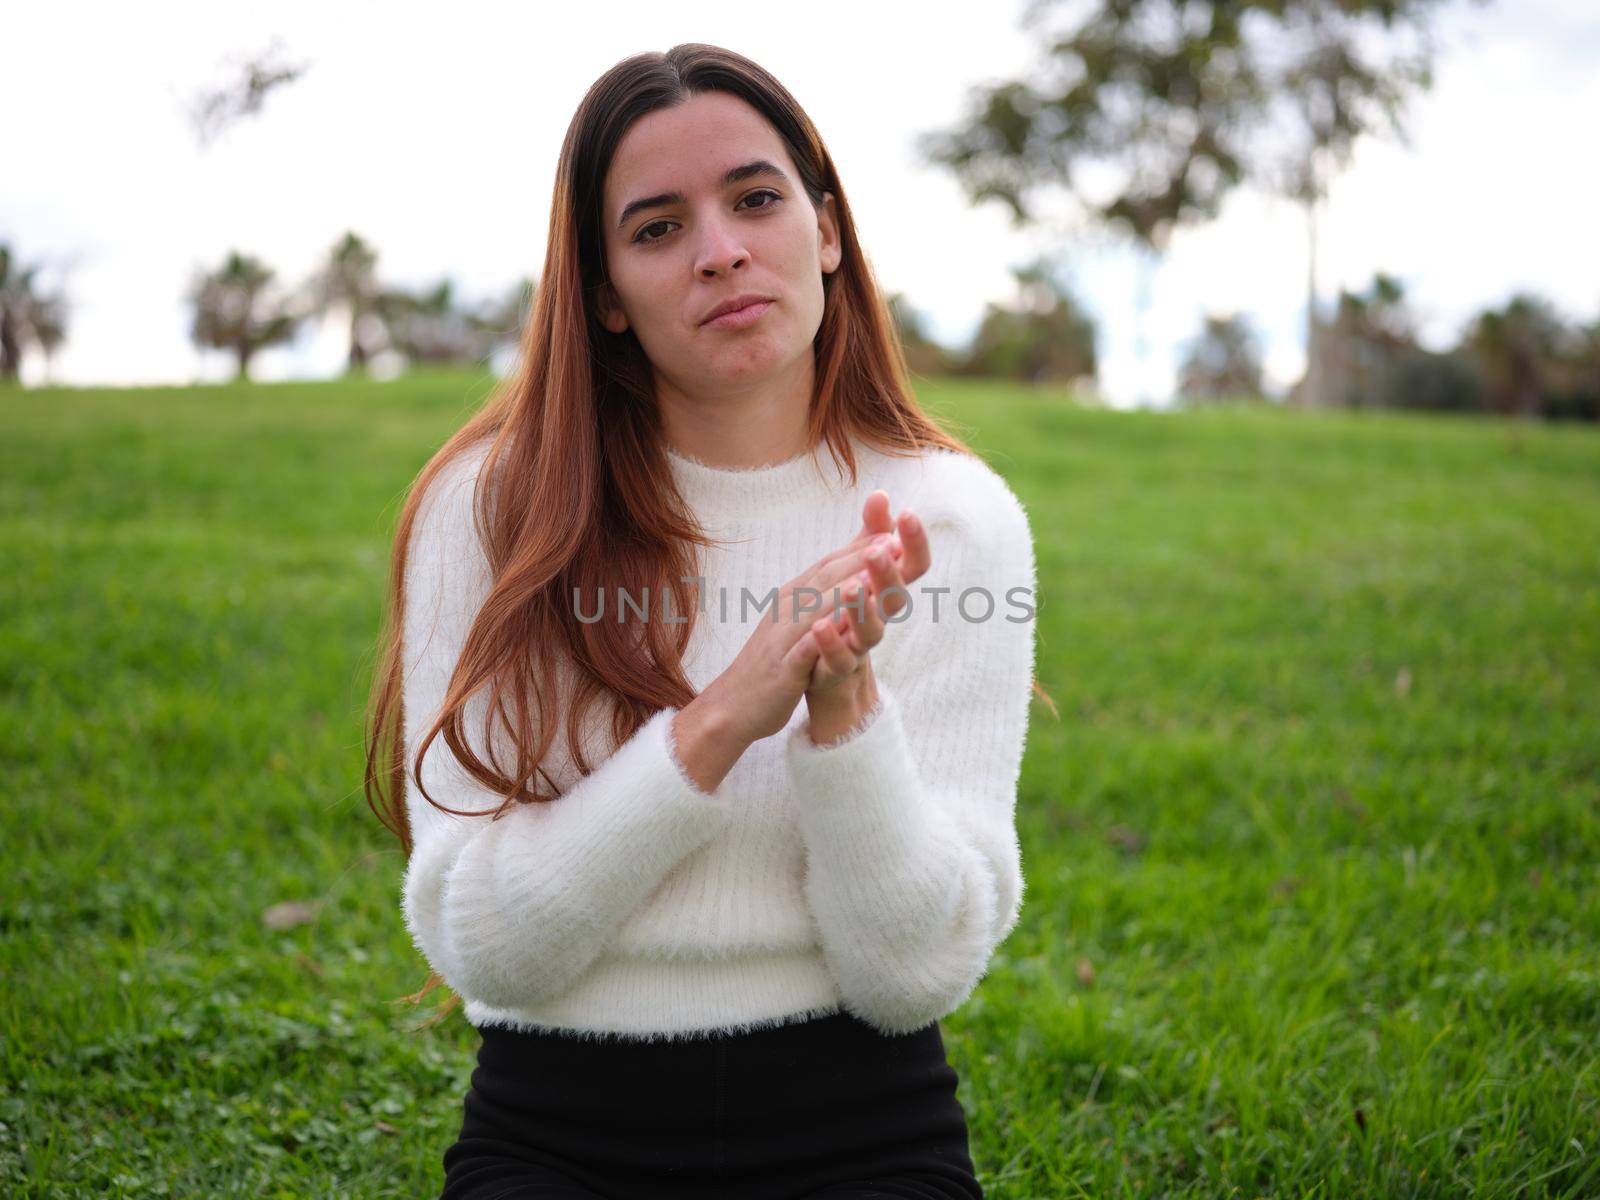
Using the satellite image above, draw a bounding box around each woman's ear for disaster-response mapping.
[817,191,842,276]
[599,283,630,334]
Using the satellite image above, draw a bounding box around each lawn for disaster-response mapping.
[3,370,1596,1197]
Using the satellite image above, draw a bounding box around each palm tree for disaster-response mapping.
[186,250,303,381]
[377,275,536,371]
[1468,295,1564,418]
[307,232,385,373]
[24,290,68,384]
[0,243,70,384]
[377,279,478,365]
[1312,273,1416,408]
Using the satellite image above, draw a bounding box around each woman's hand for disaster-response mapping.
[802,504,931,743]
[692,491,910,748]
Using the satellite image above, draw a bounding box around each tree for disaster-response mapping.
[1467,294,1567,418]
[0,243,71,385]
[306,232,386,373]
[378,279,476,366]
[919,1,1260,404]
[186,251,304,381]
[187,37,310,150]
[918,0,1466,408]
[1314,274,1486,412]
[1548,319,1600,421]
[474,275,537,352]
[1264,1,1457,408]
[1178,314,1264,403]
[1381,346,1484,413]
[956,257,1097,385]
[24,289,67,385]
[1311,272,1415,407]
[375,275,537,370]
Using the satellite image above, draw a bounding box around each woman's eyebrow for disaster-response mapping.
[616,160,791,230]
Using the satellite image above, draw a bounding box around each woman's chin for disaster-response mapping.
[704,341,792,383]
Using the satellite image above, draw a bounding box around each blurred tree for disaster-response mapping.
[464,275,536,369]
[919,0,1259,403]
[1267,1,1459,408]
[0,243,71,385]
[1312,272,1416,407]
[1306,272,1482,412]
[378,279,478,365]
[25,290,68,385]
[306,232,386,374]
[954,257,1097,385]
[1382,346,1484,412]
[918,0,1467,407]
[1548,319,1600,421]
[376,275,537,370]
[1178,313,1264,403]
[919,3,1258,248]
[886,291,957,378]
[186,251,304,382]
[187,37,310,150]
[1467,294,1567,418]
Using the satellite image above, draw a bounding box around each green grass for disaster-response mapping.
[3,369,1596,1198]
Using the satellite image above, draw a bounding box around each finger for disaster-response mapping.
[828,572,880,653]
[894,508,930,586]
[783,628,823,681]
[858,490,893,541]
[797,500,895,583]
[811,616,860,678]
[863,537,911,620]
[849,571,885,649]
[795,537,894,608]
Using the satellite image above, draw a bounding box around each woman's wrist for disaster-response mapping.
[804,669,880,746]
[670,694,753,796]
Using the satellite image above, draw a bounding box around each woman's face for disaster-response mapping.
[598,90,841,396]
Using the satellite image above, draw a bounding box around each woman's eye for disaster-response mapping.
[741,189,782,211]
[632,190,783,246]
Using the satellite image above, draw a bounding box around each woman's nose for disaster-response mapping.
[695,218,749,276]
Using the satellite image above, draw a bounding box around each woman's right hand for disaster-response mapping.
[699,490,907,745]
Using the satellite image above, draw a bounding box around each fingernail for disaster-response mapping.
[904,511,920,532]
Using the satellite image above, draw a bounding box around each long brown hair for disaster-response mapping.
[364,43,1050,1025]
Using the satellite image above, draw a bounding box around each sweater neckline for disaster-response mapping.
[665,438,852,521]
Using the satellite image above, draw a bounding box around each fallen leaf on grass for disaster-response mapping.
[262,900,319,930]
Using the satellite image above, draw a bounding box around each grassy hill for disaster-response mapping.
[3,370,1596,1197]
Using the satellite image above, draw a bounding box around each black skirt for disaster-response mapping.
[438,1009,985,1200]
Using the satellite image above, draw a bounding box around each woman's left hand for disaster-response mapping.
[804,503,930,699]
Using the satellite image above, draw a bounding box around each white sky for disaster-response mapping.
[5,0,1597,407]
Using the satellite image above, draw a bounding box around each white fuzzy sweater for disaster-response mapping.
[399,434,1038,1043]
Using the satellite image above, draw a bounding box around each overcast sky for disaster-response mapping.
[5,0,1596,407]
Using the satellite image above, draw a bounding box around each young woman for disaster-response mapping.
[365,42,1044,1200]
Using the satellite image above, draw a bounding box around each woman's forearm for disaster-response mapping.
[670,693,755,796]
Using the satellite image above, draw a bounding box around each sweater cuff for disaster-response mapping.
[662,706,729,805]
[785,685,934,851]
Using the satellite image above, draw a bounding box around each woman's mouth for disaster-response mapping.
[702,299,774,331]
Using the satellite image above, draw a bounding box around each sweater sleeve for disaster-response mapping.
[783,469,1038,1035]
[398,454,736,1011]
